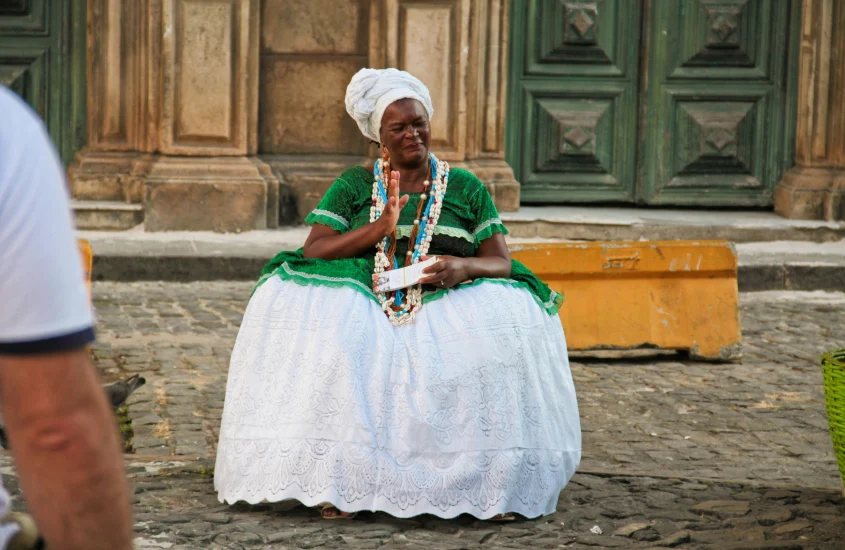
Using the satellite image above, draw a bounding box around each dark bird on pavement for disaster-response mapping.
[0,375,146,450]
[104,374,146,409]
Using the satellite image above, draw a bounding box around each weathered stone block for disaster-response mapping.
[73,202,144,231]
[70,174,124,202]
[775,168,845,221]
[262,154,371,222]
[68,151,153,204]
[774,168,832,220]
[262,0,367,55]
[494,182,521,212]
[259,57,367,155]
[144,157,269,232]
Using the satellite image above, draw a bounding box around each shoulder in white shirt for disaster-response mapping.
[0,86,94,354]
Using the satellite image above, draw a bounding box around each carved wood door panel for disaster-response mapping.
[0,0,86,165]
[506,0,798,206]
[506,0,643,204]
[640,0,797,206]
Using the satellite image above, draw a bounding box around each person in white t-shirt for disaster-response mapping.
[0,87,133,549]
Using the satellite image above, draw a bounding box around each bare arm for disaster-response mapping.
[0,350,134,550]
[419,233,511,287]
[303,170,408,260]
[466,233,512,279]
[303,220,390,260]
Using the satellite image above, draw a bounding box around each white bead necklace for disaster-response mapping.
[370,153,449,326]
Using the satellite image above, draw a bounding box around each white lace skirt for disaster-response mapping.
[214,277,581,519]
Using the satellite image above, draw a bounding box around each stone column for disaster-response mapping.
[774,0,845,221]
[374,0,520,210]
[69,0,279,231]
[465,0,520,211]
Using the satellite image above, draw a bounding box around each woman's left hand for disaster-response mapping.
[419,256,471,289]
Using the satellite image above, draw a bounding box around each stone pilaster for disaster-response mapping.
[774,0,845,221]
[67,0,160,211]
[464,0,520,211]
[69,0,278,231]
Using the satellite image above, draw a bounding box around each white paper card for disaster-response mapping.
[374,257,438,293]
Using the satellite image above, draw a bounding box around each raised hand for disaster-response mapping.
[377,170,409,236]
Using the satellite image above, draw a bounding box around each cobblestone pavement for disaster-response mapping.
[4,459,843,549]
[7,283,845,549]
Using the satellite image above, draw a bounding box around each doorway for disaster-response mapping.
[505,0,799,207]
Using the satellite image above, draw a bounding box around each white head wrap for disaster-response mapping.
[345,68,434,143]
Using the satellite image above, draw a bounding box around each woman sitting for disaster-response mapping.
[214,68,581,521]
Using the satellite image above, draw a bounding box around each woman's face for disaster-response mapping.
[379,99,431,167]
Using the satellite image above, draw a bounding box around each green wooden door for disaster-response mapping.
[640,0,797,206]
[0,0,87,166]
[506,0,798,207]
[506,0,643,204]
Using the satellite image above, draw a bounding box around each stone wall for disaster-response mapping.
[70,0,279,232]
[70,0,517,231]
[261,0,519,224]
[258,0,370,156]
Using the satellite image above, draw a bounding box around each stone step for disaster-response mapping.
[502,207,845,243]
[69,203,845,242]
[72,201,144,231]
[74,229,845,291]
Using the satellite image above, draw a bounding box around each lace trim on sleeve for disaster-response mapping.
[306,209,350,232]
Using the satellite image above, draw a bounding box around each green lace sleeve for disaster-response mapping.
[467,177,509,245]
[304,177,357,233]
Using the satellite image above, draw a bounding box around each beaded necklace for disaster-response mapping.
[370,152,449,326]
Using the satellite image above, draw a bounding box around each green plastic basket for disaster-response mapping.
[822,349,845,487]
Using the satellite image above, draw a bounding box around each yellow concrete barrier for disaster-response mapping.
[78,239,93,301]
[511,240,741,361]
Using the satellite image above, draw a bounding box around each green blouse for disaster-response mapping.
[257,166,563,315]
